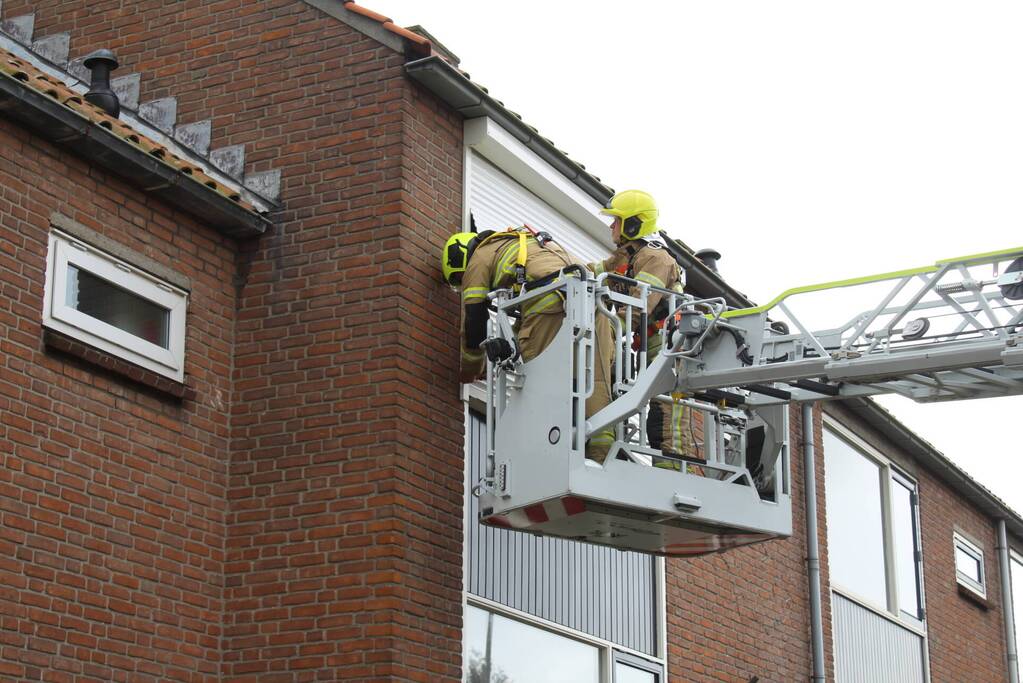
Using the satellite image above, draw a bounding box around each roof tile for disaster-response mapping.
[342,1,432,55]
[0,47,260,214]
[343,1,391,25]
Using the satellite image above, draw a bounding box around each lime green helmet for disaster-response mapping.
[442,231,478,285]
[601,189,659,240]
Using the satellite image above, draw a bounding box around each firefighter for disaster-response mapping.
[442,225,615,462]
[588,190,689,466]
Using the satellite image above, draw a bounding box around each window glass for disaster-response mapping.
[67,265,170,348]
[953,534,986,598]
[464,605,600,683]
[615,662,657,683]
[955,545,982,584]
[891,478,921,618]
[824,429,888,607]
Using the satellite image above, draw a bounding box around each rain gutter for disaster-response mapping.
[999,520,1020,683]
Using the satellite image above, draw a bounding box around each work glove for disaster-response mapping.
[480,338,518,364]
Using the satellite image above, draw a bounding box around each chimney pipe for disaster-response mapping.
[83,49,120,118]
[696,248,722,273]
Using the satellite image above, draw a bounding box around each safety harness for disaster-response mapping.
[478,225,560,295]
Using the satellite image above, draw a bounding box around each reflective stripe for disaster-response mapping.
[591,261,606,276]
[463,286,489,302]
[589,429,616,446]
[648,333,663,357]
[671,401,687,452]
[522,291,562,316]
[462,348,484,361]
[494,241,521,285]
[635,271,666,288]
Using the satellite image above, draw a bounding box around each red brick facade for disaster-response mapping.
[665,405,835,681]
[668,400,1014,683]
[827,402,1011,683]
[0,117,235,681]
[1,2,1019,682]
[2,1,465,681]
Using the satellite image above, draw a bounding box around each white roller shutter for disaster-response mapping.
[468,153,609,264]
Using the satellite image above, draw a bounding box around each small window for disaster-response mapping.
[43,231,187,381]
[953,533,986,598]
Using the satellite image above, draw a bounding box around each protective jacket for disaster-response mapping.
[589,237,687,453]
[459,228,576,380]
[589,239,684,329]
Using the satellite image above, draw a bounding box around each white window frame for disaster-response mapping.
[953,532,987,599]
[42,230,188,382]
[824,418,927,629]
[466,596,665,683]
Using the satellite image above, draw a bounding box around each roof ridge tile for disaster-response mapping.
[342,1,432,55]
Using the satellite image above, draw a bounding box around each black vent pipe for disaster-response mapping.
[695,248,722,273]
[83,49,120,118]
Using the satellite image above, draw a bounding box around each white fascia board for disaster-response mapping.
[465,117,613,250]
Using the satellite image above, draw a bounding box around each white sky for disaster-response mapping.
[367,1,1022,514]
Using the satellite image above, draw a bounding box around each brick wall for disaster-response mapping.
[917,466,1008,682]
[6,2,1017,682]
[669,398,1013,682]
[665,404,832,681]
[2,1,467,680]
[221,26,464,682]
[0,118,235,681]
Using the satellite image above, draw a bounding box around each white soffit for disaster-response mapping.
[465,117,613,250]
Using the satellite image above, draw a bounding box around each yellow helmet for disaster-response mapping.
[601,189,659,240]
[442,231,478,285]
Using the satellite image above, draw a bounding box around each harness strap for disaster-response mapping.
[482,226,569,294]
[514,231,528,293]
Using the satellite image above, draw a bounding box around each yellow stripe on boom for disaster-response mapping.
[721,246,1023,320]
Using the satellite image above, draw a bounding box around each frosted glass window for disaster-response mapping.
[892,478,921,618]
[464,605,600,683]
[68,266,170,347]
[825,429,888,607]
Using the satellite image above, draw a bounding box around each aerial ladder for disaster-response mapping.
[476,245,1023,556]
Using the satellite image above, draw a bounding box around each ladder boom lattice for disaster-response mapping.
[679,246,1023,405]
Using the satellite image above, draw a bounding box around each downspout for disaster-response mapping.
[998,520,1020,683]
[802,403,826,682]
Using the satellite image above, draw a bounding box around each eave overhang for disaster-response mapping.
[405,55,613,206]
[0,74,271,239]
